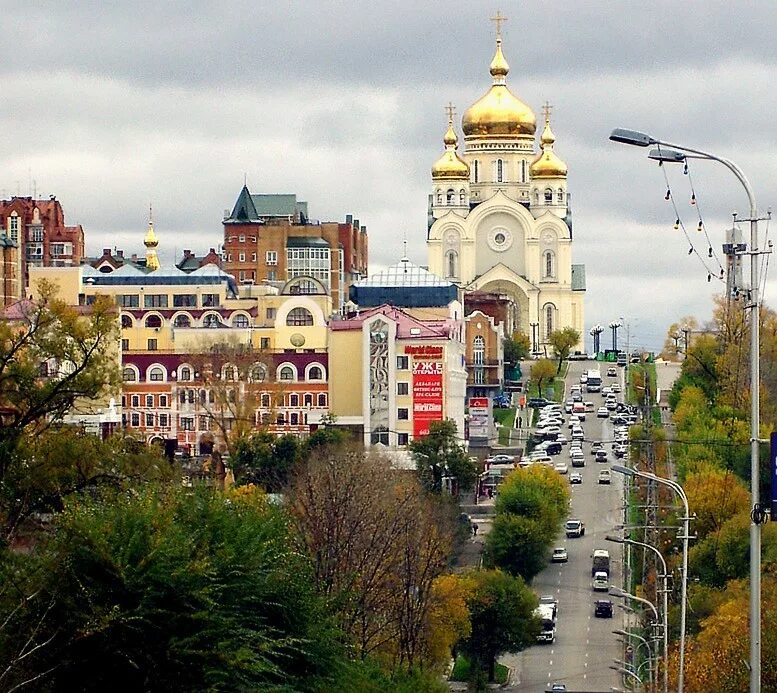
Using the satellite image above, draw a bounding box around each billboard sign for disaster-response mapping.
[468,397,491,439]
[413,360,444,437]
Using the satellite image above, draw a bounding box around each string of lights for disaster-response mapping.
[685,163,725,272]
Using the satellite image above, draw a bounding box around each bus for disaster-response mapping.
[585,369,602,393]
[617,351,628,367]
[534,603,556,643]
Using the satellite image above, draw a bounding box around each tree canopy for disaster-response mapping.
[409,419,477,493]
[547,327,580,373]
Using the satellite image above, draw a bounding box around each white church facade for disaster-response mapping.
[427,23,585,352]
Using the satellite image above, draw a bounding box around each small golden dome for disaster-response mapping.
[530,117,567,178]
[144,221,159,248]
[432,116,469,180]
[462,38,536,138]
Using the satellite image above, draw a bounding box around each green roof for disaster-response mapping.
[224,187,309,224]
[571,264,586,291]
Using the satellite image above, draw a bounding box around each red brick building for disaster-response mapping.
[0,196,85,290]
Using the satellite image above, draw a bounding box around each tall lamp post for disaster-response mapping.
[610,127,763,693]
[530,321,539,355]
[609,535,670,693]
[613,630,655,692]
[591,323,604,355]
[613,463,690,692]
[609,320,622,351]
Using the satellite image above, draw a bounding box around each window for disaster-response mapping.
[145,314,162,328]
[202,294,219,307]
[147,339,158,351]
[557,188,564,202]
[397,382,409,395]
[473,159,479,183]
[121,339,129,351]
[398,433,409,446]
[203,314,222,328]
[232,314,249,328]
[397,356,409,370]
[266,308,277,320]
[250,364,268,382]
[131,395,140,407]
[145,395,154,408]
[160,394,168,408]
[260,337,271,349]
[144,294,168,308]
[544,188,553,203]
[159,413,169,427]
[239,235,245,242]
[545,304,555,337]
[460,189,465,205]
[223,365,238,381]
[496,158,504,182]
[307,365,323,380]
[121,314,133,328]
[521,159,527,182]
[173,294,197,307]
[317,393,327,407]
[286,307,314,326]
[290,413,299,425]
[251,253,257,262]
[437,191,442,204]
[286,247,331,289]
[290,394,299,407]
[446,188,455,204]
[146,413,154,427]
[371,426,389,446]
[173,313,191,328]
[473,336,485,366]
[267,270,276,281]
[279,366,295,381]
[544,251,555,278]
[199,416,209,430]
[446,250,457,279]
[131,413,140,427]
[239,252,245,262]
[118,294,139,308]
[304,393,313,407]
[149,366,164,381]
[180,417,194,431]
[266,251,278,265]
[261,394,270,408]
[397,408,409,420]
[249,236,256,243]
[179,366,192,381]
[123,367,137,382]
[29,226,43,242]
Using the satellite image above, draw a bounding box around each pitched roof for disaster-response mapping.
[330,303,458,339]
[353,258,451,288]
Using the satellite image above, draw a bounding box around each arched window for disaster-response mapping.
[544,251,555,278]
[557,188,564,203]
[286,307,313,326]
[232,314,249,328]
[544,188,553,203]
[446,189,455,204]
[534,190,540,205]
[459,189,465,205]
[179,366,192,381]
[145,314,162,328]
[545,304,555,337]
[308,365,323,381]
[446,250,458,279]
[173,313,191,328]
[203,313,222,328]
[437,190,442,204]
[199,389,207,404]
[473,336,485,366]
[496,159,504,183]
[521,160,527,182]
[317,393,327,407]
[280,366,295,381]
[122,367,137,382]
[121,314,133,328]
[149,367,165,382]
[222,365,237,381]
[473,160,479,183]
[250,363,268,382]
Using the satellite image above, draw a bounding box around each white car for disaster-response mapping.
[598,469,611,484]
[611,384,621,393]
[592,571,609,591]
[555,434,569,445]
[551,547,568,563]
[553,461,569,475]
[571,427,585,441]
[596,407,609,418]
[569,472,583,484]
[569,445,583,458]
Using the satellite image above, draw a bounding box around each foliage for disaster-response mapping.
[422,573,473,669]
[409,419,477,493]
[503,332,530,363]
[547,327,580,373]
[288,444,457,670]
[660,315,699,360]
[684,464,749,541]
[458,569,539,683]
[485,513,551,580]
[0,484,344,692]
[529,358,557,399]
[232,431,300,491]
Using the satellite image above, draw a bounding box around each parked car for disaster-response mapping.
[594,599,614,617]
[551,547,568,563]
[539,595,558,618]
[596,407,609,418]
[565,519,585,537]
[598,469,611,484]
[554,461,569,475]
[569,472,583,484]
[528,397,551,408]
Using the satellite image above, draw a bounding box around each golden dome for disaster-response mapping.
[530,117,567,178]
[462,38,536,138]
[432,118,469,180]
[144,221,159,249]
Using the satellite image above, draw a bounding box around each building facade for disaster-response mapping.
[0,235,20,308]
[426,28,585,352]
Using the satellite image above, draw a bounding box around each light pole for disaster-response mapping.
[610,127,763,693]
[530,321,539,355]
[613,464,690,692]
[610,535,670,693]
[614,630,654,692]
[590,323,604,355]
[610,664,642,688]
[609,321,622,352]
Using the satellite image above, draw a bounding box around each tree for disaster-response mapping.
[231,430,300,491]
[503,332,530,364]
[422,574,473,669]
[547,326,580,373]
[409,419,477,493]
[458,569,539,683]
[685,464,750,541]
[485,513,552,580]
[661,315,699,361]
[529,358,557,399]
[0,484,344,692]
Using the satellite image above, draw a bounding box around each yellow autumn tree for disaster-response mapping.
[422,573,474,669]
[685,463,750,541]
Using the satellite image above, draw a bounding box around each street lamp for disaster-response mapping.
[590,323,604,355]
[613,463,690,693]
[530,321,539,354]
[613,630,654,692]
[610,664,642,687]
[610,535,669,693]
[609,321,622,352]
[611,127,763,693]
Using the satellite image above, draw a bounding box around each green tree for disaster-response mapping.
[231,431,300,491]
[547,326,580,373]
[459,569,539,683]
[484,513,551,580]
[503,332,530,364]
[0,484,344,692]
[409,419,477,493]
[529,358,557,399]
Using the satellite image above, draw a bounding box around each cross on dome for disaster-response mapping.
[490,10,508,38]
[445,102,457,124]
[542,101,553,123]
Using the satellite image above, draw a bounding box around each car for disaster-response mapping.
[547,683,567,692]
[580,373,588,383]
[592,571,609,591]
[598,469,611,484]
[595,449,609,463]
[571,391,583,402]
[567,414,581,428]
[528,397,551,408]
[571,427,584,441]
[565,519,585,537]
[539,594,559,618]
[601,386,612,395]
[569,472,583,484]
[529,455,553,466]
[541,427,561,441]
[543,441,563,456]
[606,399,618,411]
[596,406,609,418]
[611,414,628,425]
[614,444,627,458]
[607,366,617,377]
[611,383,621,393]
[489,453,515,463]
[584,401,595,412]
[564,399,574,414]
[590,441,603,455]
[554,461,569,475]
[571,452,585,468]
[551,547,568,563]
[555,434,569,446]
[594,599,614,618]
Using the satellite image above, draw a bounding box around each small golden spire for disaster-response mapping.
[443,103,458,145]
[144,204,160,270]
[540,101,556,145]
[542,101,553,123]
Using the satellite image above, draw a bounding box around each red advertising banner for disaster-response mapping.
[413,360,444,437]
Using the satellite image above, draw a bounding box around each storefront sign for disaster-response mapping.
[405,345,444,359]
[413,360,444,437]
[468,397,491,439]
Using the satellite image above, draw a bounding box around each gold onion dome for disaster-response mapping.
[462,38,536,138]
[530,116,567,178]
[431,119,469,180]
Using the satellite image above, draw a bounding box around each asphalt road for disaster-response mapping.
[514,360,626,693]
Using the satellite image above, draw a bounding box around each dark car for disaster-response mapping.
[528,397,551,408]
[594,599,613,618]
[544,441,563,456]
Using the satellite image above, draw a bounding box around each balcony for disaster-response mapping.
[467,369,502,387]
[466,358,502,368]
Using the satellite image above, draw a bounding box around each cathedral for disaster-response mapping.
[427,19,585,353]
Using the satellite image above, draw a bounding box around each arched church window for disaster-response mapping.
[534,190,540,205]
[473,336,485,365]
[446,250,458,279]
[544,251,554,278]
[496,159,504,183]
[544,188,553,203]
[446,189,455,204]
[473,160,479,183]
[545,304,555,337]
[557,188,564,203]
[459,189,465,205]
[437,190,442,204]
[521,160,527,183]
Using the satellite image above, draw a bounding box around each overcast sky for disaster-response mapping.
[4,0,777,352]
